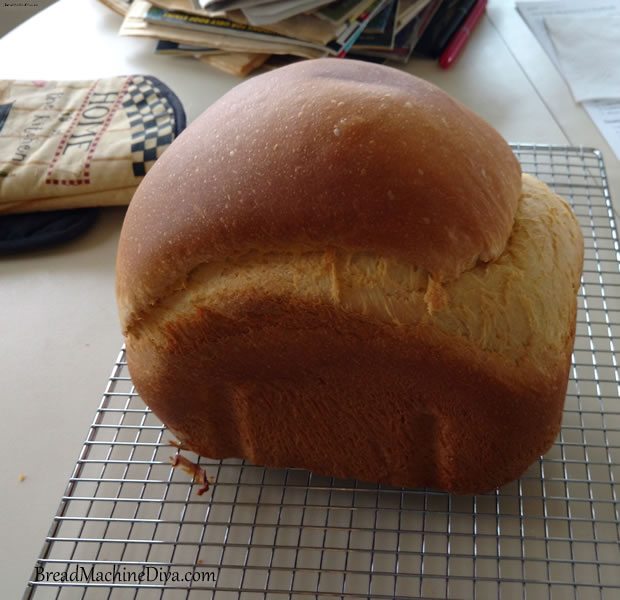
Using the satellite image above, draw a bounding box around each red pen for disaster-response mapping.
[439,0,488,69]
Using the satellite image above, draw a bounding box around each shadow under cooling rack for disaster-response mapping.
[24,145,620,600]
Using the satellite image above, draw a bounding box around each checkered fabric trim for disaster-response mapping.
[123,76,177,178]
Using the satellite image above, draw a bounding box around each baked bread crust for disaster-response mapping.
[116,59,583,493]
[116,58,522,330]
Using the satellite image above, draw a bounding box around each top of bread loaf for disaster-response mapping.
[116,58,522,332]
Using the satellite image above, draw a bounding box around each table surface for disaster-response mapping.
[1,0,618,597]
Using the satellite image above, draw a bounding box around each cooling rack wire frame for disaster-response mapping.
[24,145,620,600]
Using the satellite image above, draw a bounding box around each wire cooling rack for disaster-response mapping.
[24,145,620,600]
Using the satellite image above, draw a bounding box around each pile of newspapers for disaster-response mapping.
[99,0,442,76]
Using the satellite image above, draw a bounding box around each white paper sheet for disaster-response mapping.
[545,15,620,103]
[583,101,620,164]
[516,0,620,160]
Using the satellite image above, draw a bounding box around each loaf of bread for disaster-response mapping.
[116,59,584,494]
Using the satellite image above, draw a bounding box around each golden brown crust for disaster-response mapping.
[116,59,583,493]
[122,174,582,493]
[116,58,521,332]
[125,295,571,494]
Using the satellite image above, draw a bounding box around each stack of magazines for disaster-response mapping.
[99,0,446,76]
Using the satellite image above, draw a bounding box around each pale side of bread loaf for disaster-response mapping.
[122,174,583,493]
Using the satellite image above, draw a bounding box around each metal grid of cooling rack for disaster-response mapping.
[24,145,620,600]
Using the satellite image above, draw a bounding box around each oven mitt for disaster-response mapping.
[0,207,99,255]
[0,75,185,253]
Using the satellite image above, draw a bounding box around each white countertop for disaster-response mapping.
[1,1,618,597]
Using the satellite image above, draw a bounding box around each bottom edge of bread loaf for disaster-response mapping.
[126,297,571,495]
